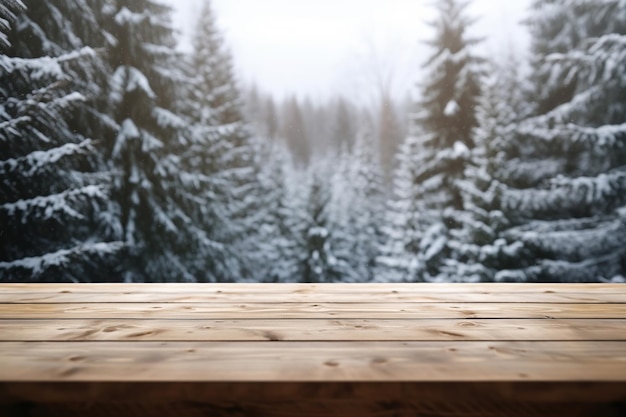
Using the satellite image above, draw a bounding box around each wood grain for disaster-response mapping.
[1,283,625,303]
[0,318,624,341]
[1,341,626,382]
[1,302,624,319]
[0,283,624,417]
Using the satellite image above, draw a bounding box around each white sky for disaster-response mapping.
[166,0,531,101]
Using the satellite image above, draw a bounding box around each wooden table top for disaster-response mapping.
[0,283,625,417]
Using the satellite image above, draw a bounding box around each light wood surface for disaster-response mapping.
[0,283,624,417]
[1,318,625,341]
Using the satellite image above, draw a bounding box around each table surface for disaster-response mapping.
[0,283,625,417]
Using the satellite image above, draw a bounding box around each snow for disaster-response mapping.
[2,185,106,223]
[112,119,140,158]
[444,100,460,117]
[0,140,91,177]
[0,242,123,279]
[3,0,626,284]
[114,7,145,26]
[0,55,63,81]
[110,66,156,105]
[452,140,469,158]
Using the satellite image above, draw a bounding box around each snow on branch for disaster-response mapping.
[109,66,156,106]
[0,55,63,81]
[0,241,124,281]
[153,107,187,130]
[0,0,26,50]
[1,185,107,223]
[0,139,92,177]
[504,168,626,217]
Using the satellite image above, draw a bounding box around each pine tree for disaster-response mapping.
[302,164,342,282]
[254,142,306,282]
[526,0,626,116]
[0,1,122,281]
[440,60,529,282]
[382,0,482,281]
[98,0,203,282]
[348,129,386,281]
[494,0,626,282]
[420,0,482,151]
[185,0,266,281]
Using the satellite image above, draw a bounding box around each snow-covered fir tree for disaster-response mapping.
[380,0,483,281]
[346,129,386,281]
[526,0,625,116]
[297,161,342,282]
[254,142,308,282]
[438,59,529,282]
[494,0,626,282]
[185,0,266,281]
[0,1,122,281]
[377,135,428,282]
[99,0,203,282]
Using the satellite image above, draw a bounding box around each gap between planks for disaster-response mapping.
[2,283,625,292]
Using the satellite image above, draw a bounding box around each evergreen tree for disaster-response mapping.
[0,1,121,281]
[304,166,340,282]
[256,143,307,282]
[185,0,266,281]
[526,0,626,115]
[348,129,386,281]
[100,0,200,282]
[382,0,482,281]
[439,61,529,282]
[494,0,626,282]
[377,134,431,282]
[420,0,482,151]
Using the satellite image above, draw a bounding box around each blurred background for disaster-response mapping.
[1,0,625,284]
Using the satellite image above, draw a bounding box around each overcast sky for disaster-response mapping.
[165,0,531,101]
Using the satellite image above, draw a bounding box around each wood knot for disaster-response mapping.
[262,331,282,341]
[371,357,387,365]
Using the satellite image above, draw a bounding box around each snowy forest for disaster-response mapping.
[1,0,626,283]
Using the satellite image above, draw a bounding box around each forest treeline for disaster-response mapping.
[1,0,625,283]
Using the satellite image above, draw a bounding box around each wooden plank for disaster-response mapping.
[1,283,625,303]
[1,302,624,319]
[1,318,624,341]
[2,398,624,417]
[2,381,625,405]
[1,341,625,382]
